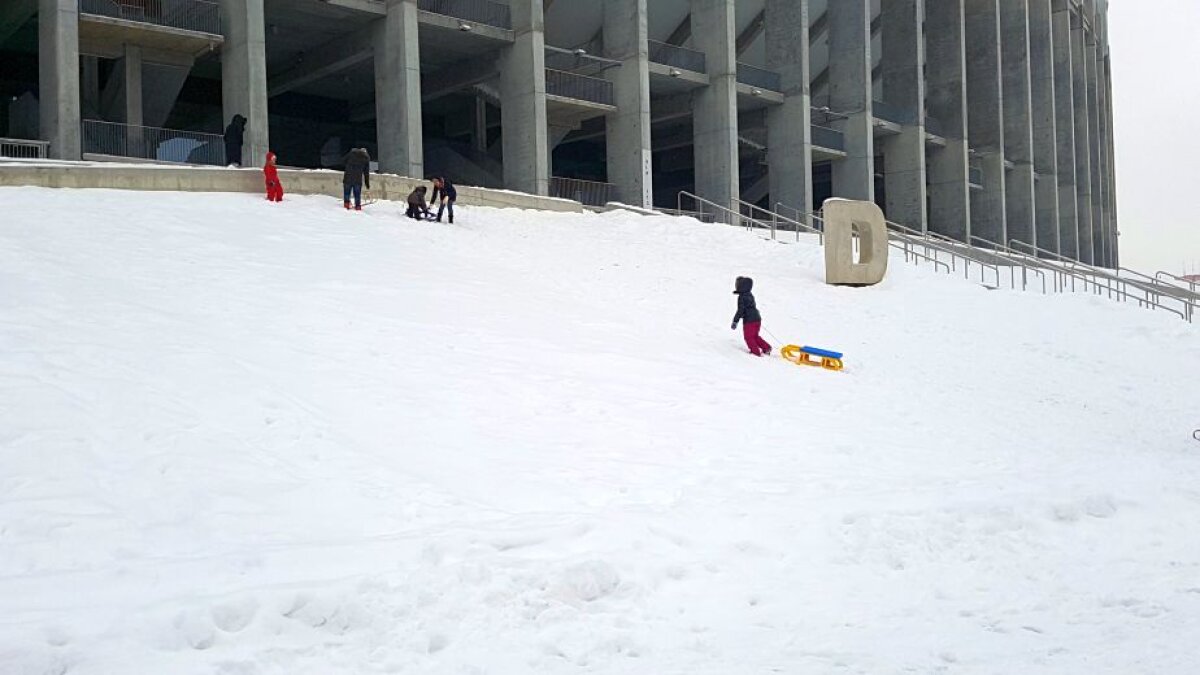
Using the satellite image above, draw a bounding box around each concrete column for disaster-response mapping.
[1102,50,1118,266]
[1085,24,1106,267]
[999,0,1035,251]
[123,44,144,158]
[827,0,874,202]
[1069,9,1093,264]
[500,0,549,195]
[690,0,740,211]
[764,0,812,218]
[38,0,81,160]
[220,0,270,167]
[925,0,971,242]
[374,0,423,178]
[603,0,653,207]
[880,0,927,231]
[1051,0,1078,259]
[1027,0,1059,255]
[123,45,144,128]
[473,96,488,153]
[965,0,1006,246]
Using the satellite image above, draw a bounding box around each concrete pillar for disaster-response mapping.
[374,0,423,178]
[764,0,813,218]
[473,96,488,153]
[964,0,1006,246]
[220,0,270,167]
[827,0,874,202]
[925,0,971,242]
[1102,50,1118,266]
[1085,23,1106,267]
[123,45,144,128]
[38,0,81,160]
[603,0,653,207]
[500,0,549,195]
[1051,0,1078,260]
[1027,0,1059,255]
[999,0,1036,251]
[690,0,740,211]
[1069,9,1093,264]
[123,44,144,158]
[880,0,927,231]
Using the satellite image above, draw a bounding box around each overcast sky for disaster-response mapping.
[1109,1,1200,274]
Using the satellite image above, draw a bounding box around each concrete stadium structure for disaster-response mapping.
[1,0,1117,265]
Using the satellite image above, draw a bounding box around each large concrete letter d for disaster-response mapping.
[823,199,889,286]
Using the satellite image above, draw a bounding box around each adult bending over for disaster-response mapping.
[342,147,371,211]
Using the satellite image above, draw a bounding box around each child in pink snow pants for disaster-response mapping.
[731,276,772,356]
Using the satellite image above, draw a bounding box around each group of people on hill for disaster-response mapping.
[256,146,456,221]
[225,116,456,219]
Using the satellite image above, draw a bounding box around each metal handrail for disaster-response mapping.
[678,191,778,230]
[966,235,1048,293]
[81,118,223,165]
[417,0,511,29]
[772,202,825,243]
[1011,238,1194,306]
[0,137,50,158]
[549,176,615,207]
[1156,270,1199,294]
[736,63,782,92]
[544,68,615,106]
[78,0,220,35]
[735,198,822,243]
[647,40,706,73]
[884,222,1006,288]
[1008,239,1190,320]
[889,236,952,275]
[1115,266,1200,303]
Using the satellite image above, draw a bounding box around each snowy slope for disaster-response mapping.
[1,186,1198,675]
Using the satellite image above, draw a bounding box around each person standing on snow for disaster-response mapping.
[223,114,246,167]
[263,151,284,203]
[342,147,371,211]
[731,276,772,357]
[431,176,457,223]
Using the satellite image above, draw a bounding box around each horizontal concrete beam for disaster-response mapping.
[320,0,384,14]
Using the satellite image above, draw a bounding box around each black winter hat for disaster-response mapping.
[734,276,754,294]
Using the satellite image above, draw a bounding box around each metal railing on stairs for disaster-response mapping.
[668,192,1195,323]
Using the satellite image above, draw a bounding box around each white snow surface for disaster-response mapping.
[1,187,1198,674]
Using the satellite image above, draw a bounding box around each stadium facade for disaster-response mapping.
[1,0,1117,264]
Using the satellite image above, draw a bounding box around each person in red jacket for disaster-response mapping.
[263,151,284,202]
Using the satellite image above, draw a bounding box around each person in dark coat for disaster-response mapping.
[223,114,246,167]
[731,276,771,357]
[342,147,371,211]
[431,176,457,223]
[406,186,432,220]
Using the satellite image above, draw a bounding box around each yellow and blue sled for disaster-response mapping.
[780,344,845,371]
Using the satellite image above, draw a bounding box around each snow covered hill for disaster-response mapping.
[1,186,1198,674]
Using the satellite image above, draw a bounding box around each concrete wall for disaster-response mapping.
[0,164,585,213]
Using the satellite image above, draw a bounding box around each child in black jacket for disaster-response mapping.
[731,276,772,356]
